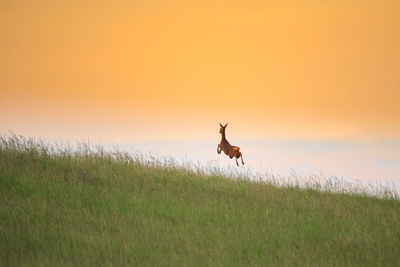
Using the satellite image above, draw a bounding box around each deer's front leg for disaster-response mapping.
[217,144,221,154]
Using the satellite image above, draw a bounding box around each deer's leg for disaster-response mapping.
[217,144,221,154]
[240,153,245,165]
[235,152,239,166]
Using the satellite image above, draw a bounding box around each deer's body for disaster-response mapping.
[217,123,245,166]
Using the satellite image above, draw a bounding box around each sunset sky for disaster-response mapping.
[1,0,399,180]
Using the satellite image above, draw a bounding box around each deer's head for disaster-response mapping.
[219,123,228,134]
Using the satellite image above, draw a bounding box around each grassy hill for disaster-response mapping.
[1,134,400,266]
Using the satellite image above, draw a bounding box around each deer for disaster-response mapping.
[217,123,245,166]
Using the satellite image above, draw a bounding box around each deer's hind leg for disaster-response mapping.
[235,155,239,166]
[235,151,244,166]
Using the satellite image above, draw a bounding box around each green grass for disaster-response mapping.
[1,134,400,266]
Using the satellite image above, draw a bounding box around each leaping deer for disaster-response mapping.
[217,123,245,166]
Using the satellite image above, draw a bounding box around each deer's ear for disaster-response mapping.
[219,122,223,127]
[224,123,228,128]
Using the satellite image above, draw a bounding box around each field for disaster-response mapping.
[1,134,400,266]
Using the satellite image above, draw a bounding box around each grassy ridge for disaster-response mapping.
[1,135,400,266]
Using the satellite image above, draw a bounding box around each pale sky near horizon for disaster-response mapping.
[1,0,399,180]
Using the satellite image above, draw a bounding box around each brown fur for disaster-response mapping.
[217,123,245,166]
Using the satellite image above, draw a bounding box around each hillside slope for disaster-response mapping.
[1,136,400,266]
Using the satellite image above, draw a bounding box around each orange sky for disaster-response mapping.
[1,0,399,142]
